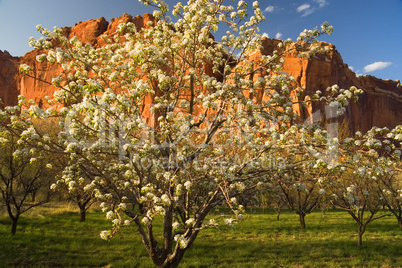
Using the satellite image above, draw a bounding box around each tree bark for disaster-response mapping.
[79,208,86,222]
[357,225,364,247]
[31,191,36,202]
[357,231,363,247]
[156,249,186,268]
[276,207,281,221]
[78,197,92,222]
[11,216,19,235]
[299,213,306,230]
[7,202,20,235]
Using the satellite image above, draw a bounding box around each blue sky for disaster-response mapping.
[0,0,401,81]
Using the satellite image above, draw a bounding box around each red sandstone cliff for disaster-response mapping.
[0,14,400,133]
[0,50,19,108]
[16,13,156,107]
[253,38,402,133]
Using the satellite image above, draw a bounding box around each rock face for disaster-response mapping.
[0,14,400,133]
[18,50,62,107]
[16,13,157,108]
[63,17,109,47]
[262,39,402,133]
[0,50,19,108]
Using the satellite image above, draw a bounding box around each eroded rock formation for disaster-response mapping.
[0,14,400,133]
[0,50,19,108]
[269,39,402,133]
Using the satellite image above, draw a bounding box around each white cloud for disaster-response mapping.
[297,1,328,17]
[262,32,269,38]
[297,4,314,17]
[363,62,392,73]
[314,0,328,8]
[297,4,311,13]
[264,6,274,13]
[275,32,283,39]
[348,66,354,71]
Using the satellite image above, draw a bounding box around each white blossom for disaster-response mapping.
[100,230,109,240]
[106,211,114,220]
[185,218,195,226]
[174,235,188,249]
[319,189,325,195]
[172,222,180,230]
[184,181,192,190]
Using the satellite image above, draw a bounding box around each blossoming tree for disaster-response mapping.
[267,148,329,230]
[51,163,99,222]
[0,125,54,235]
[11,0,395,266]
[374,126,402,228]
[326,127,402,246]
[377,168,402,228]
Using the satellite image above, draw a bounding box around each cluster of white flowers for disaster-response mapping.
[318,188,326,195]
[106,210,114,220]
[224,218,236,228]
[293,182,308,192]
[185,218,195,226]
[174,234,188,249]
[172,221,180,230]
[100,230,109,240]
[161,194,171,206]
[184,180,192,190]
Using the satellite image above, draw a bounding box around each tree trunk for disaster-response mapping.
[11,216,19,235]
[357,231,363,247]
[276,207,281,221]
[155,248,186,268]
[165,251,185,268]
[398,218,402,228]
[299,213,306,230]
[79,207,86,222]
[321,207,326,216]
[31,191,36,202]
[357,225,364,247]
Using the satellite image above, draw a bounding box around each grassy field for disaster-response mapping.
[0,204,401,267]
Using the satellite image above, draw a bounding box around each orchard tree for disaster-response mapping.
[376,163,402,228]
[0,125,54,235]
[13,0,365,266]
[326,127,402,247]
[265,120,340,230]
[269,167,327,230]
[51,162,99,222]
[374,126,402,228]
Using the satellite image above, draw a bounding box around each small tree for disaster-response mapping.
[51,163,98,222]
[327,128,400,247]
[329,172,387,247]
[266,124,335,230]
[271,171,325,230]
[374,126,402,228]
[377,165,402,228]
[0,129,53,235]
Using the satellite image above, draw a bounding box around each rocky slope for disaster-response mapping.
[0,13,401,133]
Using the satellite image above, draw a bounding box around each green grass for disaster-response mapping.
[0,205,401,267]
